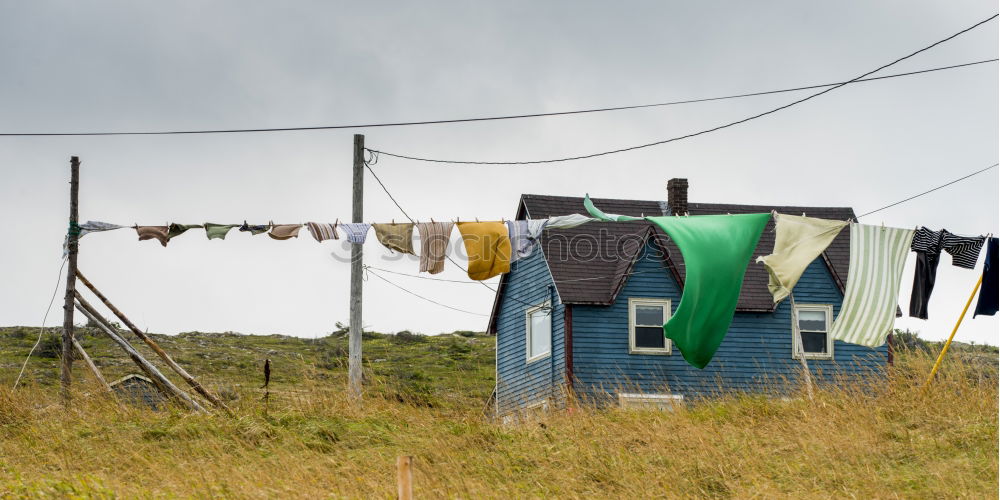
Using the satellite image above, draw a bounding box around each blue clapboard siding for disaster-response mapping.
[570,240,887,404]
[495,249,566,413]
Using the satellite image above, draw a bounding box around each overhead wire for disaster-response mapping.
[0,58,994,137]
[856,163,999,218]
[13,257,68,389]
[364,267,488,316]
[368,15,999,165]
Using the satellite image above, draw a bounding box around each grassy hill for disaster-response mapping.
[0,325,996,498]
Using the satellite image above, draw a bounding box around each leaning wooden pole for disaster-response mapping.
[74,293,206,413]
[60,156,81,404]
[349,134,365,401]
[75,270,231,413]
[924,274,983,389]
[72,338,112,393]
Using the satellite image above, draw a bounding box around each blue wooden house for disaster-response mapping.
[488,179,889,414]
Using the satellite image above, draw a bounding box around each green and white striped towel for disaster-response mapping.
[830,223,914,347]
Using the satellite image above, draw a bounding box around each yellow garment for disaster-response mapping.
[457,222,511,281]
[756,212,848,303]
[372,223,415,255]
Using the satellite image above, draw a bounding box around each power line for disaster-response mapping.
[856,163,999,218]
[368,15,999,165]
[0,59,993,137]
[365,267,488,316]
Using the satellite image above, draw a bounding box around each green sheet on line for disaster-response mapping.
[585,195,770,368]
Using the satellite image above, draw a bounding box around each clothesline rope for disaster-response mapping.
[1,58,994,137]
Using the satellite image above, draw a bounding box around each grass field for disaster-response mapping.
[0,326,996,498]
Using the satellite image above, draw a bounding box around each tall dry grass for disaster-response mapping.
[0,350,995,498]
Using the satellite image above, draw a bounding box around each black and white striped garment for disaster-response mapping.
[911,227,985,268]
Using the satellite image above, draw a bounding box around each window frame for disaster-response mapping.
[628,298,672,355]
[525,301,552,364]
[792,303,834,360]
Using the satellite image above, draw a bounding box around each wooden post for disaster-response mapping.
[396,455,412,500]
[72,338,112,393]
[349,134,365,400]
[75,270,231,414]
[60,156,81,404]
[74,293,206,413]
[924,274,983,389]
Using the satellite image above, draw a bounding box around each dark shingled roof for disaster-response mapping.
[488,194,856,332]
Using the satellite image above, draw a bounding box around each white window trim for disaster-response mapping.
[792,303,834,360]
[628,298,672,355]
[525,301,552,364]
[618,393,684,410]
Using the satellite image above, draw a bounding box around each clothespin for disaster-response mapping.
[431,217,436,223]
[475,217,480,223]
[334,218,339,227]
[392,219,395,225]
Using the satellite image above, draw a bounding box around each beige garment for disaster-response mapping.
[756,212,848,303]
[373,223,415,255]
[136,226,169,247]
[269,223,303,240]
[417,222,454,274]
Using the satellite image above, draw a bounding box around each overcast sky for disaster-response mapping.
[1,2,997,346]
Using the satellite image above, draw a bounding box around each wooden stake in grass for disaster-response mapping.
[262,358,271,416]
[396,455,412,500]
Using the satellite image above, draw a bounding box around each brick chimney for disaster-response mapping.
[666,178,688,215]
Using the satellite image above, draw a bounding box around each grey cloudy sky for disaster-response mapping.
[1,2,997,345]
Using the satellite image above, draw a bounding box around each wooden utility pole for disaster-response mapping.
[60,156,81,404]
[349,134,365,400]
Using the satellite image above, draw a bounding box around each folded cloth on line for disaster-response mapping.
[909,227,986,319]
[341,223,371,245]
[974,237,998,318]
[756,212,848,304]
[507,219,548,263]
[136,226,169,247]
[417,222,454,274]
[239,221,270,235]
[167,224,204,240]
[269,223,303,240]
[545,213,597,229]
[373,223,415,254]
[204,223,238,240]
[831,224,914,347]
[306,222,339,242]
[457,221,511,281]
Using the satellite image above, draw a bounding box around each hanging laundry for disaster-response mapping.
[756,212,848,303]
[341,223,371,245]
[546,213,597,229]
[647,214,769,369]
[506,219,548,263]
[268,223,303,240]
[373,223,415,255]
[306,222,339,242]
[909,227,986,319]
[167,224,204,240]
[973,237,998,318]
[417,222,454,274]
[830,224,914,347]
[587,196,769,368]
[204,223,238,240]
[63,221,125,256]
[135,226,169,247]
[457,222,512,281]
[239,221,270,235]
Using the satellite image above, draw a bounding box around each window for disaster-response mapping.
[629,298,672,354]
[618,393,683,410]
[793,304,834,359]
[525,303,551,363]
